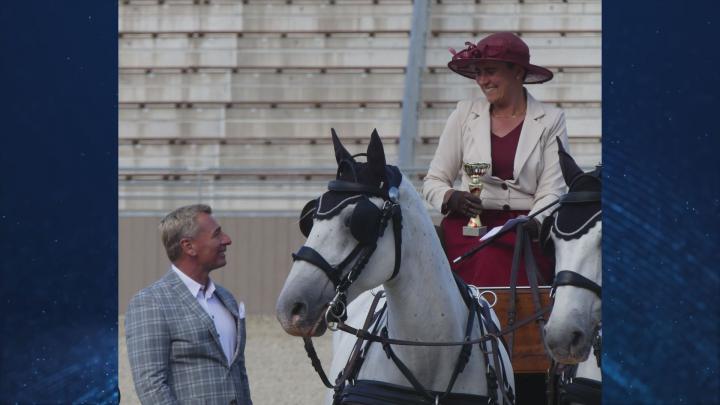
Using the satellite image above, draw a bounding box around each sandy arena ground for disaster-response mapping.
[119,315,333,404]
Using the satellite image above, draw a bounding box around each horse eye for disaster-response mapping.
[344,216,351,227]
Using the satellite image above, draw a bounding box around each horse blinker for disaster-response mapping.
[350,198,383,244]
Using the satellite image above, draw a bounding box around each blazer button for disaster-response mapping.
[501,183,508,190]
[503,204,510,211]
[230,400,237,405]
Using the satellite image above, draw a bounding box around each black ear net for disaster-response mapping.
[299,199,318,237]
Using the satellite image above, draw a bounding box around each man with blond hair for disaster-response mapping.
[126,204,252,405]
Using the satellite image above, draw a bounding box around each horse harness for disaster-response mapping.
[336,278,517,405]
[293,163,516,404]
[540,169,603,405]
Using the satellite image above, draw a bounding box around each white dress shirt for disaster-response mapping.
[172,265,237,364]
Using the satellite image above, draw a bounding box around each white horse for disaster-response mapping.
[541,143,602,403]
[276,130,515,405]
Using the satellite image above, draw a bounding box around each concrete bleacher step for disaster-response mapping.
[119,35,600,69]
[119,136,600,172]
[118,33,598,59]
[119,69,600,104]
[119,2,599,35]
[119,103,600,140]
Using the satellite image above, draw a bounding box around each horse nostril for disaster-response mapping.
[571,330,584,347]
[290,302,306,318]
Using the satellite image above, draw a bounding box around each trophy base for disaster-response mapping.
[463,225,487,237]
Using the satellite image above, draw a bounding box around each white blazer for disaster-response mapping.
[423,91,569,224]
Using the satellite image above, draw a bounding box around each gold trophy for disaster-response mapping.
[462,162,491,237]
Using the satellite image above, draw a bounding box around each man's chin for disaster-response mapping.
[209,261,227,271]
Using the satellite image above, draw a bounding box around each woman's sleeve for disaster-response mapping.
[529,109,570,224]
[422,102,466,212]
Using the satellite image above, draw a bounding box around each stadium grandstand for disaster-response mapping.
[119,0,601,316]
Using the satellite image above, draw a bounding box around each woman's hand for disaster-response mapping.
[447,191,483,217]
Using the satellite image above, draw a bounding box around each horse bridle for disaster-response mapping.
[547,172,602,301]
[292,162,403,323]
[546,172,603,405]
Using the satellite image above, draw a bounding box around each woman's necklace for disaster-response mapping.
[491,109,526,119]
[491,104,526,119]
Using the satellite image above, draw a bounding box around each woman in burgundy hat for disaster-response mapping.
[423,32,568,289]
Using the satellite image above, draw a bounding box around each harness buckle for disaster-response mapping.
[388,186,399,203]
[325,292,347,328]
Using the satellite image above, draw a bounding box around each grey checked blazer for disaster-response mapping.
[126,270,252,405]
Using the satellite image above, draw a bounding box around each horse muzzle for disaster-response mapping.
[543,323,593,364]
[276,295,330,337]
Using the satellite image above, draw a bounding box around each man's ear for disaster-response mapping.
[180,238,196,256]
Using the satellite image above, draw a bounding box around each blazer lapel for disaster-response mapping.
[466,100,493,166]
[513,92,547,180]
[166,271,226,358]
[214,288,243,366]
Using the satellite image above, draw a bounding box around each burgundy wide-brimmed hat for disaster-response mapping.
[448,32,554,84]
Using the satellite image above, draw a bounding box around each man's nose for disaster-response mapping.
[222,233,232,245]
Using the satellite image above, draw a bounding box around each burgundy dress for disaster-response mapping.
[440,121,555,287]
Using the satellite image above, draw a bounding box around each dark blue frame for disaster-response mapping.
[0,0,718,403]
[603,0,719,403]
[0,2,118,402]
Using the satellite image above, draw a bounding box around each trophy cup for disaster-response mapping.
[462,162,491,237]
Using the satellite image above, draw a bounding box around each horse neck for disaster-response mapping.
[382,181,469,339]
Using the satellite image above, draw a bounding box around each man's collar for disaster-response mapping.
[171,265,215,299]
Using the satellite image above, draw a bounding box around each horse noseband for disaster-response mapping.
[552,270,601,299]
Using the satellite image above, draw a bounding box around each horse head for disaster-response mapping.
[276,129,402,337]
[542,139,602,364]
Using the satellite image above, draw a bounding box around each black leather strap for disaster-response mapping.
[340,379,489,405]
[553,270,601,298]
[560,377,602,405]
[328,180,387,198]
[292,246,341,287]
[377,297,478,404]
[388,204,402,281]
[292,244,366,289]
[302,336,334,389]
[560,191,601,204]
[380,327,436,402]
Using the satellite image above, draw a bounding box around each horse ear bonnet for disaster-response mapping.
[554,175,602,240]
[299,199,318,238]
[350,198,382,244]
[298,128,401,242]
[557,136,584,187]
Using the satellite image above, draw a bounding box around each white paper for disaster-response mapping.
[480,225,503,241]
[479,216,530,241]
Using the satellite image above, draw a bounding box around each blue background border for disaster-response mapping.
[0,1,718,403]
[603,0,719,403]
[0,2,118,403]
